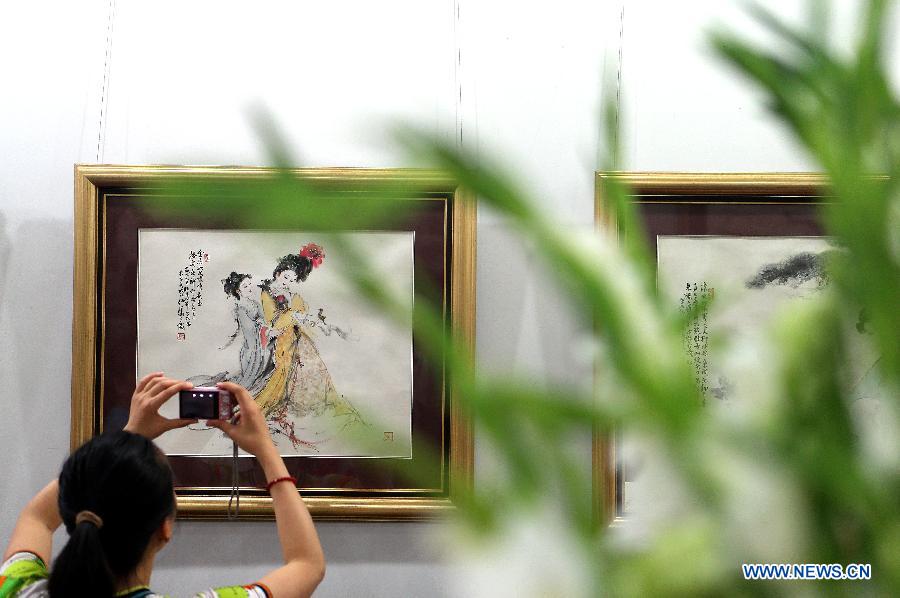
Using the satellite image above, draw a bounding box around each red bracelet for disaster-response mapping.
[265,476,297,493]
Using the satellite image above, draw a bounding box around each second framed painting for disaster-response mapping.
[72,166,475,521]
[594,172,829,523]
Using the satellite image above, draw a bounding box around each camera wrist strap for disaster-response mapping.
[227,438,239,520]
[224,407,241,520]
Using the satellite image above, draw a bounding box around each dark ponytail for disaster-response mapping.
[48,431,175,597]
[49,519,114,596]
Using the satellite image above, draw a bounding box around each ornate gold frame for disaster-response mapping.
[72,165,476,521]
[593,171,827,523]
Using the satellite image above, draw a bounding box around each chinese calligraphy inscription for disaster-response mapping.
[177,249,206,333]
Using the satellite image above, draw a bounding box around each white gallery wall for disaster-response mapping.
[1,1,895,596]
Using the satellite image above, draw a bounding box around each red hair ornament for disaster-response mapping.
[300,243,325,268]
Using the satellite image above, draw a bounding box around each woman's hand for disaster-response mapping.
[124,372,196,439]
[209,382,276,458]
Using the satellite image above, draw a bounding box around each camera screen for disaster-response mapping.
[179,390,219,419]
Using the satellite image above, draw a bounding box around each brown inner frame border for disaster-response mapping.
[98,190,452,498]
[637,196,826,256]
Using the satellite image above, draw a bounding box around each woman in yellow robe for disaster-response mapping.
[253,247,360,427]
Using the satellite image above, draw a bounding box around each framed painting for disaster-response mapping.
[72,165,475,521]
[593,172,829,523]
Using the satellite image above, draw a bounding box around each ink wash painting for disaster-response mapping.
[621,236,836,517]
[656,235,893,455]
[137,230,414,458]
[657,236,835,403]
[619,235,894,518]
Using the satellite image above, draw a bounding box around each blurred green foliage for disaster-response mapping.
[158,1,899,595]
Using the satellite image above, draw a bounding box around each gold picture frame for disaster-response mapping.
[72,165,476,521]
[593,171,827,523]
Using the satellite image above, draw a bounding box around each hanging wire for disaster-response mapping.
[96,0,117,163]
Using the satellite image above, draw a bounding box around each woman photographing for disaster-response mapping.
[1,374,325,597]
